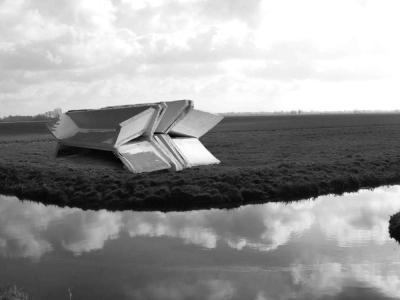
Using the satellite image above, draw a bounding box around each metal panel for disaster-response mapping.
[49,100,223,174]
[115,107,158,147]
[67,105,157,130]
[171,137,220,167]
[47,114,79,140]
[155,100,193,133]
[153,134,185,171]
[169,109,223,138]
[116,139,171,173]
[61,130,117,151]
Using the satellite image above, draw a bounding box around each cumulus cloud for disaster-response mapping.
[122,201,316,251]
[291,262,344,298]
[2,187,400,298]
[315,187,400,246]
[289,259,400,299]
[0,195,122,258]
[57,210,122,255]
[0,196,59,259]
[1,0,400,116]
[127,279,236,300]
[2,186,400,260]
[0,194,314,258]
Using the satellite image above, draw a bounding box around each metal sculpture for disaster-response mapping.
[48,100,223,173]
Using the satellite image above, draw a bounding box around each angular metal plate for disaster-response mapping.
[171,137,220,167]
[169,109,223,138]
[116,139,171,173]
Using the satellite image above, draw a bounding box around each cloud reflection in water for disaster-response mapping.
[1,187,400,258]
[1,186,400,299]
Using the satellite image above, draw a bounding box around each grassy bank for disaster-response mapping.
[1,114,400,211]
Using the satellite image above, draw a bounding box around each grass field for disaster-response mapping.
[1,114,400,211]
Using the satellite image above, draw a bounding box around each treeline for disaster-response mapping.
[0,108,62,122]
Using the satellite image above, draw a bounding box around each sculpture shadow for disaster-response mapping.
[56,145,122,168]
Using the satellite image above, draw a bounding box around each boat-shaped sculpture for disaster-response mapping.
[47,100,223,173]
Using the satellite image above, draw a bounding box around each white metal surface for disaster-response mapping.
[171,137,220,167]
[169,109,223,138]
[49,100,223,173]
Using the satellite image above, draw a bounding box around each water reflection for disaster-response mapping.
[1,187,400,299]
[0,198,121,258]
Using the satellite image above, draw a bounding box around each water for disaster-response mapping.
[1,187,400,299]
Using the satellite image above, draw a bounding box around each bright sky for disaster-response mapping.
[1,0,400,116]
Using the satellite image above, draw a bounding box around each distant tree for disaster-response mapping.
[0,108,62,122]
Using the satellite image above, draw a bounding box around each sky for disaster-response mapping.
[1,0,400,116]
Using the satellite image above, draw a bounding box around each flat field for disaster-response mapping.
[1,114,400,211]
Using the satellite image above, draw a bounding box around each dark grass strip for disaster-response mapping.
[2,158,400,212]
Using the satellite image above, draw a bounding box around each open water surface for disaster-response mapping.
[1,187,400,299]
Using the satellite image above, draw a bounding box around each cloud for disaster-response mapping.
[315,187,400,246]
[289,259,400,299]
[127,279,235,300]
[1,0,400,116]
[0,193,311,258]
[122,201,316,251]
[291,262,345,298]
[3,187,400,299]
[0,196,58,259]
[2,186,400,259]
[57,210,122,254]
[0,195,122,258]
[198,0,263,27]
